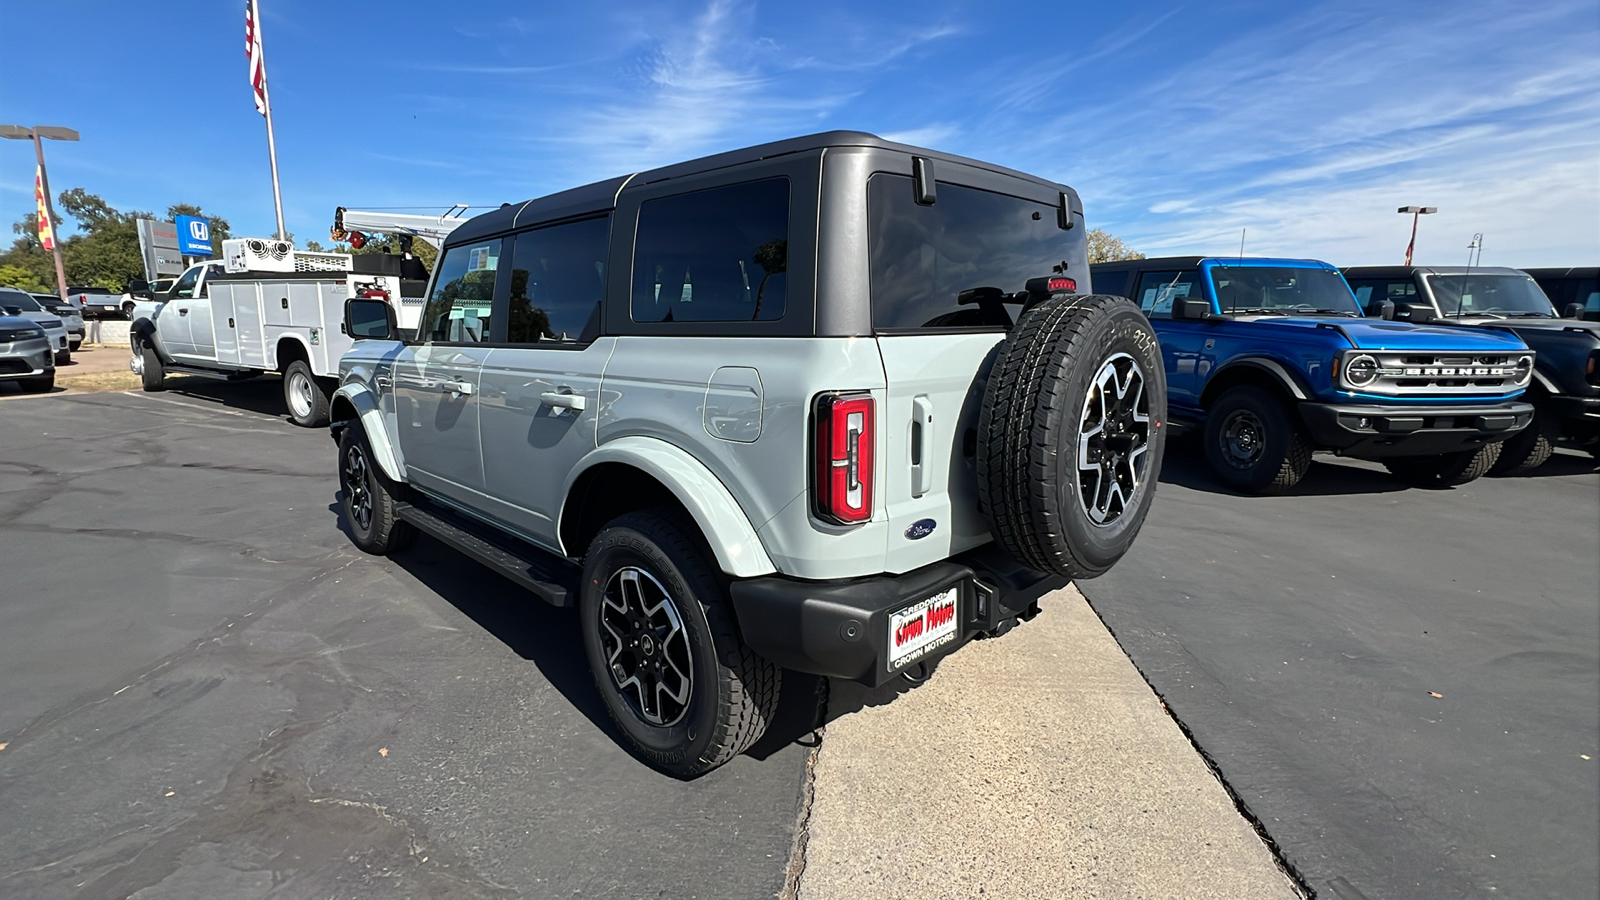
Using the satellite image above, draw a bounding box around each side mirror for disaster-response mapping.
[345,298,398,341]
[1375,299,1396,320]
[127,279,150,295]
[1400,302,1435,323]
[1563,302,1583,319]
[1175,298,1217,321]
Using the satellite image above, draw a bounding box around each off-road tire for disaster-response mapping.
[976,293,1167,580]
[1383,443,1501,487]
[1488,405,1556,476]
[139,340,165,392]
[19,373,54,393]
[580,509,779,778]
[283,359,331,427]
[338,425,415,554]
[1203,386,1313,495]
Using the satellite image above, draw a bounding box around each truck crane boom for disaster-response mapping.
[331,205,473,249]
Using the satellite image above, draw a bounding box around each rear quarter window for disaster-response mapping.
[630,178,789,324]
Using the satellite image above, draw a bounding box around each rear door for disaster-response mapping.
[1133,268,1206,409]
[393,237,503,506]
[866,165,1088,574]
[474,216,614,548]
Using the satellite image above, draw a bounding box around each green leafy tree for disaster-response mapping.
[0,263,49,293]
[1086,228,1145,264]
[0,229,58,291]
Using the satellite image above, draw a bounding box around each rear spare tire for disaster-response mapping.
[1383,443,1501,487]
[977,293,1167,580]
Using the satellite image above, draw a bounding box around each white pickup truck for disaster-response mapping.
[129,239,417,426]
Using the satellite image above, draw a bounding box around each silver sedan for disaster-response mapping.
[0,287,70,364]
[0,315,55,393]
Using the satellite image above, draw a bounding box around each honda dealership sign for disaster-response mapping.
[174,215,212,256]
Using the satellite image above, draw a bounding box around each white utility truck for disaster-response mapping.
[129,238,417,427]
[331,206,469,333]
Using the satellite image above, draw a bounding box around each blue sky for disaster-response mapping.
[2,0,1595,266]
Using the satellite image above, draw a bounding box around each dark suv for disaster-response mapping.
[1344,266,1600,469]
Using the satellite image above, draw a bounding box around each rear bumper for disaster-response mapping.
[1299,400,1534,458]
[729,544,1066,687]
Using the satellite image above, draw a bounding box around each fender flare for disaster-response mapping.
[1205,357,1310,403]
[562,436,777,578]
[330,382,405,482]
[271,333,314,371]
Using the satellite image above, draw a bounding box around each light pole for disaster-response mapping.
[1397,205,1436,267]
[0,125,79,303]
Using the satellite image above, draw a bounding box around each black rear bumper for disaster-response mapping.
[729,545,1066,687]
[1298,400,1534,459]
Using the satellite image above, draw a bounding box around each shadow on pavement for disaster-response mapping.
[327,496,841,769]
[1491,448,1599,479]
[166,376,289,420]
[1158,434,1408,497]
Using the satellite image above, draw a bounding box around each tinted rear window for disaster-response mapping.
[868,174,1077,330]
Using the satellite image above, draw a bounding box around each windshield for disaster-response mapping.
[0,292,44,312]
[1427,274,1555,317]
[1209,266,1360,315]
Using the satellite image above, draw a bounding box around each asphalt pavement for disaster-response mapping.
[1080,435,1600,900]
[0,386,812,899]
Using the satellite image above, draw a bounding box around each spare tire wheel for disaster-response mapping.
[977,293,1167,580]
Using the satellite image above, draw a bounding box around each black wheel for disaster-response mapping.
[19,373,54,393]
[338,425,415,554]
[580,509,779,778]
[977,294,1168,580]
[1383,443,1501,487]
[1202,386,1313,495]
[283,359,331,427]
[1488,405,1556,476]
[54,349,70,366]
[121,301,135,317]
[136,339,165,392]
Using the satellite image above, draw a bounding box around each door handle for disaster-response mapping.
[178,308,189,315]
[911,394,934,497]
[540,390,586,411]
[374,375,392,389]
[442,380,475,396]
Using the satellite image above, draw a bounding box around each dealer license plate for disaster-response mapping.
[887,586,959,671]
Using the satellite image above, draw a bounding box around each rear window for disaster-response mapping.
[868,174,1078,330]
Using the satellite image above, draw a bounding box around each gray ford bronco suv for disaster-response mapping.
[330,132,1167,776]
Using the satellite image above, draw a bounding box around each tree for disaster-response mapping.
[1086,228,1145,264]
[57,188,122,231]
[0,264,49,293]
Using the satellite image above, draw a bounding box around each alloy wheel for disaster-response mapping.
[599,567,694,726]
[1076,352,1152,525]
[342,444,373,532]
[1218,408,1267,469]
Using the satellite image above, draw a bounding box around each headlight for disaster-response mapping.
[1513,355,1534,385]
[0,327,44,342]
[1344,353,1380,387]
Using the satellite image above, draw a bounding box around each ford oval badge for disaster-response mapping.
[905,519,937,540]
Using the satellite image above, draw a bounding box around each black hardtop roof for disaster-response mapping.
[1522,266,1598,278]
[1091,256,1204,270]
[446,130,1075,247]
[1342,265,1531,277]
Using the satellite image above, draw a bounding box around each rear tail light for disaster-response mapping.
[360,288,390,300]
[812,391,875,525]
[1587,350,1598,386]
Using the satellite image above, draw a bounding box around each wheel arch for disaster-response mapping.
[273,334,311,372]
[330,383,405,482]
[1200,358,1309,409]
[560,437,776,578]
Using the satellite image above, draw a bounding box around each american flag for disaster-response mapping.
[245,0,267,116]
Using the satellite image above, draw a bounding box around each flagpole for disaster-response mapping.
[252,0,287,241]
[31,133,70,302]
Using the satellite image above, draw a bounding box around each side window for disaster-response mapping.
[420,239,501,343]
[507,216,610,343]
[171,267,201,300]
[1092,269,1130,298]
[1351,284,1374,306]
[1134,270,1198,316]
[631,178,789,323]
[196,264,225,299]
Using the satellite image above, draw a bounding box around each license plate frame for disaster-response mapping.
[887,585,960,672]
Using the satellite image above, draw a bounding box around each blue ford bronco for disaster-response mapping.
[1090,257,1535,492]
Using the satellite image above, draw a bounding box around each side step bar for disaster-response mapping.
[165,364,259,381]
[396,501,578,607]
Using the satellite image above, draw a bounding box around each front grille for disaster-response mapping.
[1351,352,1533,395]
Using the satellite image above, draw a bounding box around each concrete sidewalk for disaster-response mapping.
[792,585,1301,900]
